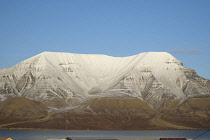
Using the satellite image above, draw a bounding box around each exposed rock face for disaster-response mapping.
[0,52,209,130]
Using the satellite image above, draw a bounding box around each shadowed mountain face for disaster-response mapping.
[0,52,210,130]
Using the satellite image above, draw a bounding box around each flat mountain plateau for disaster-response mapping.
[0,52,210,130]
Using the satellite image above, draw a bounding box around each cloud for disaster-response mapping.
[168,49,203,55]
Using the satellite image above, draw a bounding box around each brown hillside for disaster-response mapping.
[0,97,48,124]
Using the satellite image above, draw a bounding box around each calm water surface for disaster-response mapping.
[0,130,210,140]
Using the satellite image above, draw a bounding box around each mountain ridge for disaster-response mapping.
[0,51,210,129]
[0,52,209,108]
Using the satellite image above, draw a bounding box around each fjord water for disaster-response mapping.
[0,130,210,140]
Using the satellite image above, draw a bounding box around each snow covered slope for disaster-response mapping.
[0,52,209,109]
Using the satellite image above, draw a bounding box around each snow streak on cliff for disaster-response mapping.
[0,52,209,109]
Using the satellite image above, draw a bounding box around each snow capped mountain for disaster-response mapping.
[0,52,209,109]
